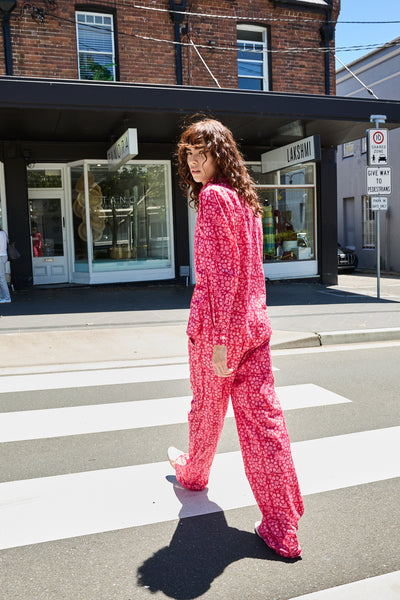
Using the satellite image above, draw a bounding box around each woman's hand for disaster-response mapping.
[212,345,234,377]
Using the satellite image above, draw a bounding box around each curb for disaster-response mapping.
[1,327,400,372]
[317,327,400,346]
[270,331,320,349]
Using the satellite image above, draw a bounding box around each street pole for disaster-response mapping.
[376,208,380,299]
[369,115,387,299]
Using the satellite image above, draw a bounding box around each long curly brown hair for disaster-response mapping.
[177,118,262,216]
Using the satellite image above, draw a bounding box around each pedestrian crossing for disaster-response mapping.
[0,383,349,442]
[1,426,399,551]
[1,356,399,599]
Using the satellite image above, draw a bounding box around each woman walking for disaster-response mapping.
[168,118,303,559]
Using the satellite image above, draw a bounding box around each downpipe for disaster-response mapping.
[0,1,17,75]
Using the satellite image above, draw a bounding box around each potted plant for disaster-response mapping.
[281,230,298,252]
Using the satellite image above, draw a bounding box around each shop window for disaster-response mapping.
[70,162,173,275]
[70,164,89,271]
[237,25,269,91]
[342,141,354,158]
[76,12,116,81]
[248,163,316,263]
[362,195,375,249]
[27,169,62,188]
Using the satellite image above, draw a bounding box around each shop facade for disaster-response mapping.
[1,77,399,289]
[26,160,174,286]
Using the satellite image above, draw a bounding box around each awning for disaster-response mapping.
[0,76,399,153]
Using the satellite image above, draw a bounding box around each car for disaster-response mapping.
[337,243,358,272]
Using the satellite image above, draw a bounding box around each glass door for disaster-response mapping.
[28,190,68,285]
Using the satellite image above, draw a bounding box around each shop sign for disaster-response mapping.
[261,135,321,173]
[107,128,138,170]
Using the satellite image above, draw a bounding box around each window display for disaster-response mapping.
[249,163,316,264]
[69,161,173,276]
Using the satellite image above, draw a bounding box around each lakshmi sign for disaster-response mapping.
[261,135,321,173]
[107,128,138,170]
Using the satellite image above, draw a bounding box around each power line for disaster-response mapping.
[129,3,400,26]
[47,13,400,57]
[26,0,399,27]
[334,54,379,99]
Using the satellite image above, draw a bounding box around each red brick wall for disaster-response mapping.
[0,0,340,94]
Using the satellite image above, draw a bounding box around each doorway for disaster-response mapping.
[28,189,68,285]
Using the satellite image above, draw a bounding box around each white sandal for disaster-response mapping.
[167,446,183,470]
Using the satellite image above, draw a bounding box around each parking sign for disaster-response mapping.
[367,129,388,166]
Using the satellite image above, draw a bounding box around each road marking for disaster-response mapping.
[0,362,278,394]
[0,426,398,550]
[0,384,350,442]
[0,363,191,393]
[0,356,190,377]
[288,570,400,600]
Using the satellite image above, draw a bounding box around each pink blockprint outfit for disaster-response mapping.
[175,179,304,558]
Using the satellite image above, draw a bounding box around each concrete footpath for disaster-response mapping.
[1,272,400,370]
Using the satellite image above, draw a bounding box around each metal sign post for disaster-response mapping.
[368,115,388,299]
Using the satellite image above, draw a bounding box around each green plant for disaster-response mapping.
[80,54,115,81]
[277,230,297,243]
[91,62,114,81]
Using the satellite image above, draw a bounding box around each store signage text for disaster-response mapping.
[107,128,138,170]
[366,167,391,195]
[261,135,321,173]
[371,196,388,211]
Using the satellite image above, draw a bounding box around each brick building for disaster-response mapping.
[1,0,399,289]
[2,1,339,92]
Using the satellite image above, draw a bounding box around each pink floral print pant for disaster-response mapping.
[175,336,304,558]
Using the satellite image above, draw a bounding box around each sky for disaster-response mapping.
[335,0,400,67]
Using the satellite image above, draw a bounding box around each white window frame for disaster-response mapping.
[75,11,116,81]
[362,195,376,249]
[248,161,318,279]
[1,162,10,279]
[237,25,269,91]
[342,141,355,158]
[66,159,175,285]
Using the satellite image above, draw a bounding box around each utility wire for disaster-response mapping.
[334,54,379,98]
[24,0,399,26]
[124,2,400,26]
[189,37,221,88]
[46,13,400,57]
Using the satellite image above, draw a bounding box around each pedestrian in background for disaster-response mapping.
[168,118,304,559]
[0,226,11,304]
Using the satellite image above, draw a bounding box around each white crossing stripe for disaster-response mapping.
[288,571,400,600]
[0,426,398,550]
[0,384,350,442]
[0,363,278,394]
[0,364,190,393]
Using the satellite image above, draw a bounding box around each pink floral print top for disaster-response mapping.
[187,180,272,346]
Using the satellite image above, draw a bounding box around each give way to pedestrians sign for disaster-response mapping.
[366,166,391,195]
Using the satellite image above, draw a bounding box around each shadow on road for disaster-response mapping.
[136,476,294,599]
[2,279,397,320]
[2,284,194,316]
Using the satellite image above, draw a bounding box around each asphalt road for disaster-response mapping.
[1,342,400,600]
